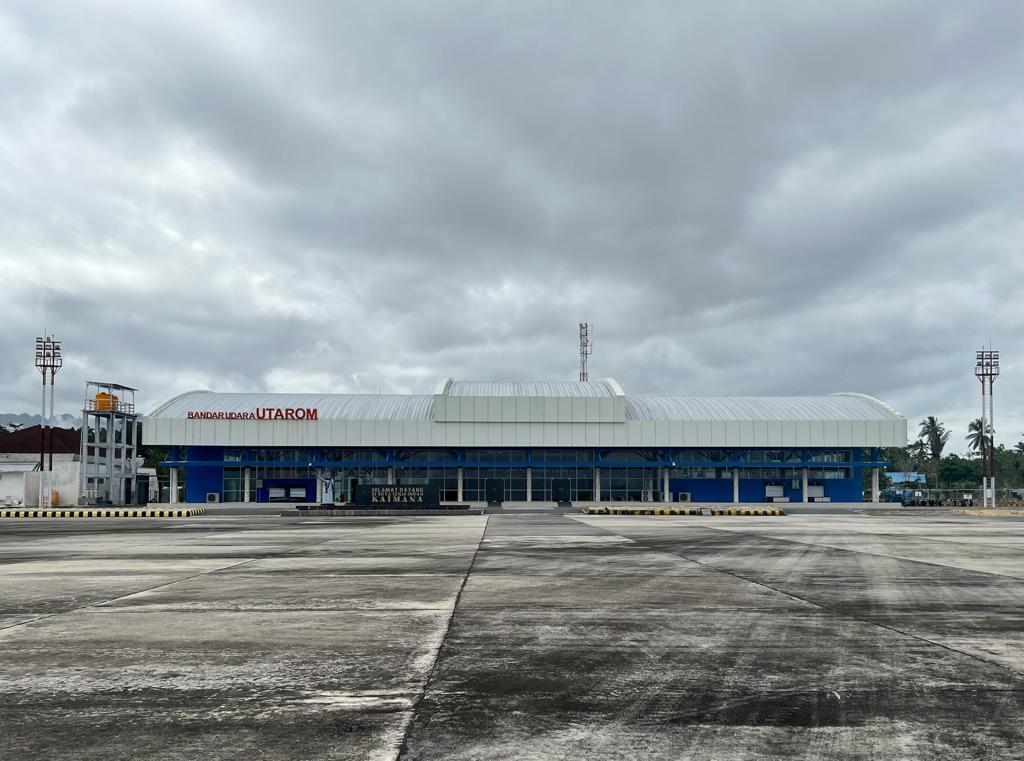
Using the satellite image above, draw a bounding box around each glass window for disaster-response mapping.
[809,467,850,479]
[463,449,527,462]
[322,449,388,463]
[325,467,391,502]
[253,449,302,462]
[395,449,458,463]
[462,467,527,500]
[741,448,794,460]
[396,467,460,501]
[531,466,595,501]
[601,450,661,463]
[671,450,729,463]
[222,466,244,502]
[668,467,721,479]
[808,451,852,463]
[597,466,661,501]
[531,450,594,463]
[255,465,313,480]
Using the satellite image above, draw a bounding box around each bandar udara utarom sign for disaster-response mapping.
[186,407,319,421]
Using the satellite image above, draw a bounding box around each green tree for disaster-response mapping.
[919,416,951,460]
[938,454,981,489]
[907,440,928,473]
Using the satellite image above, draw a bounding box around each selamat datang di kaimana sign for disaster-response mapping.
[186,407,319,421]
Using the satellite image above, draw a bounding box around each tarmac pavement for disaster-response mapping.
[0,512,1021,760]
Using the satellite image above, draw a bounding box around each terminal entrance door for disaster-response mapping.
[485,478,504,505]
[551,478,571,504]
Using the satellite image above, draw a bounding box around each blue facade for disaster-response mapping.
[165,447,886,504]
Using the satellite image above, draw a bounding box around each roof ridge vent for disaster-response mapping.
[599,378,625,397]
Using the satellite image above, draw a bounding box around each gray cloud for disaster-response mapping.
[1,0,1022,452]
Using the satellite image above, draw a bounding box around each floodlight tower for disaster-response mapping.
[579,323,592,382]
[974,348,999,507]
[34,335,62,507]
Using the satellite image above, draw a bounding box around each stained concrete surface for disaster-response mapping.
[0,514,1022,760]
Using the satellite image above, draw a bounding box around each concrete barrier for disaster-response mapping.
[0,507,206,519]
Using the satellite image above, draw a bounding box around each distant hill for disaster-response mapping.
[0,413,82,431]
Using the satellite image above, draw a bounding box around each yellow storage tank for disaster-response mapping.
[94,392,119,411]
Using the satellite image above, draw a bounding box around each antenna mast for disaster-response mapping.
[578,323,592,382]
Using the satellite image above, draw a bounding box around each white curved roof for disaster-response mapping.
[148,391,434,421]
[149,387,902,424]
[144,384,906,447]
[624,393,902,422]
[446,380,618,398]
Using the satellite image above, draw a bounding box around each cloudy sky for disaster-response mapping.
[1,1,1021,452]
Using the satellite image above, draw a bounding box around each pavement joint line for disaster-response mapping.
[394,515,490,761]
[573,517,1024,679]
[0,527,365,635]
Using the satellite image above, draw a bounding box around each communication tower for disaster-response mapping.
[579,323,592,382]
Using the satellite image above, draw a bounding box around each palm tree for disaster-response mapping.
[907,439,928,470]
[1015,440,1024,457]
[965,418,992,455]
[918,416,951,461]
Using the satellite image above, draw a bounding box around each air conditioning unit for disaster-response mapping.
[676,492,691,502]
[206,492,221,503]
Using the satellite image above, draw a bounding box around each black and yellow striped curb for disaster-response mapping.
[709,508,785,516]
[0,507,206,519]
[583,507,704,516]
[582,506,786,517]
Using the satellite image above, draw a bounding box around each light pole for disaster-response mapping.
[974,348,999,508]
[34,336,63,507]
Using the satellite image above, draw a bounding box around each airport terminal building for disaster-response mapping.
[143,379,906,505]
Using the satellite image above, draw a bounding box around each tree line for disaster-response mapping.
[884,417,1024,490]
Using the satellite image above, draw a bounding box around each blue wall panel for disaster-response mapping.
[826,471,862,501]
[669,478,732,502]
[185,446,224,503]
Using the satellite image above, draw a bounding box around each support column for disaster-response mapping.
[457,467,464,503]
[526,467,532,502]
[662,467,670,503]
[315,474,323,504]
[244,468,251,503]
[871,467,880,503]
[802,467,809,504]
[594,467,601,502]
[170,468,179,504]
[387,467,395,485]
[732,468,739,503]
